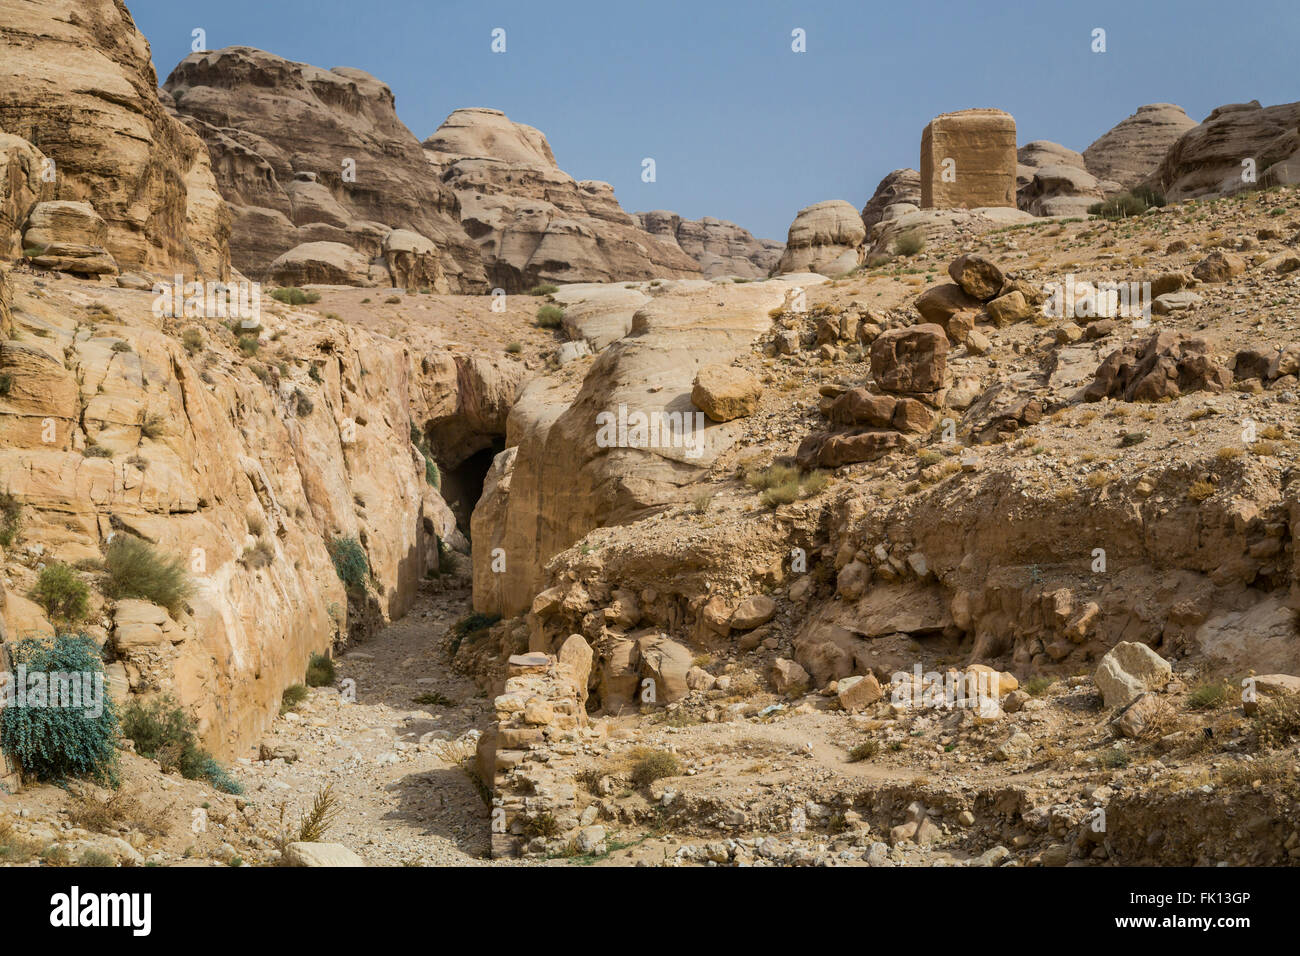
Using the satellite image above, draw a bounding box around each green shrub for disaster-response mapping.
[0,634,119,784]
[328,536,368,589]
[140,413,167,440]
[1187,679,1233,711]
[1024,676,1055,697]
[629,748,680,788]
[120,694,241,793]
[0,373,12,396]
[30,562,89,624]
[848,740,880,761]
[181,328,203,355]
[269,287,320,306]
[83,445,112,458]
[384,295,402,305]
[448,612,500,655]
[893,229,925,256]
[1130,185,1166,208]
[0,491,20,547]
[425,456,440,489]
[78,849,115,867]
[305,652,335,688]
[110,341,132,353]
[237,335,260,356]
[536,304,565,328]
[760,480,800,508]
[506,342,523,354]
[280,683,309,713]
[528,283,559,296]
[1088,193,1149,219]
[102,534,194,616]
[1253,692,1300,749]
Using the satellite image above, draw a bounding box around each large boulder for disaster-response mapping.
[0,133,54,259]
[691,365,762,422]
[775,200,865,276]
[920,109,1017,209]
[1083,331,1232,403]
[1084,104,1198,190]
[0,0,229,277]
[1094,642,1172,708]
[268,241,372,286]
[21,200,117,275]
[284,842,365,867]
[948,254,1004,301]
[870,324,949,394]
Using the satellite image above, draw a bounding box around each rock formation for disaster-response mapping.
[860,168,921,237]
[775,200,866,275]
[423,108,700,291]
[163,46,485,290]
[0,0,230,278]
[1015,141,1112,216]
[920,109,1017,209]
[1083,103,1198,190]
[1148,100,1300,200]
[633,211,782,278]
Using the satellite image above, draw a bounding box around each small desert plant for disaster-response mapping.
[1188,480,1216,501]
[690,490,713,514]
[0,373,11,396]
[120,694,242,793]
[848,740,880,762]
[506,342,523,354]
[30,562,89,624]
[1089,193,1149,219]
[528,283,559,296]
[140,413,167,440]
[77,849,115,867]
[237,335,260,356]
[66,786,171,837]
[102,534,193,616]
[292,387,314,417]
[448,612,500,655]
[893,229,925,256]
[327,536,368,589]
[110,341,132,353]
[305,652,335,688]
[413,691,454,707]
[1253,692,1300,749]
[280,683,309,714]
[83,444,113,458]
[384,295,402,305]
[1099,745,1130,769]
[295,784,341,842]
[181,328,203,355]
[1187,679,1233,711]
[0,491,20,547]
[0,635,119,784]
[629,748,680,788]
[536,304,565,328]
[269,287,320,306]
[1024,676,1055,697]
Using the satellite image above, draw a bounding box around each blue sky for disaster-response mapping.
[130,0,1300,241]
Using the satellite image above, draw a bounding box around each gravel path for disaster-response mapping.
[240,580,496,865]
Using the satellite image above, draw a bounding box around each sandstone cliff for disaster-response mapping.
[163,47,486,291]
[423,108,701,291]
[0,0,230,279]
[633,211,782,278]
[1083,103,1198,191]
[1148,100,1300,200]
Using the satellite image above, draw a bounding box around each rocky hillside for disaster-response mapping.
[1083,103,1198,190]
[424,108,701,291]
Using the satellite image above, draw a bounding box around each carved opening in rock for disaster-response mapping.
[440,442,501,537]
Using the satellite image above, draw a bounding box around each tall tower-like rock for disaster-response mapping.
[920,108,1017,209]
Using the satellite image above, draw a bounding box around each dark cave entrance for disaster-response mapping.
[439,442,501,539]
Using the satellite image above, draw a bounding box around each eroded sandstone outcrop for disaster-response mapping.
[0,0,230,278]
[775,200,866,276]
[164,46,485,290]
[1083,103,1198,191]
[1148,100,1300,199]
[424,108,700,291]
[634,210,782,279]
